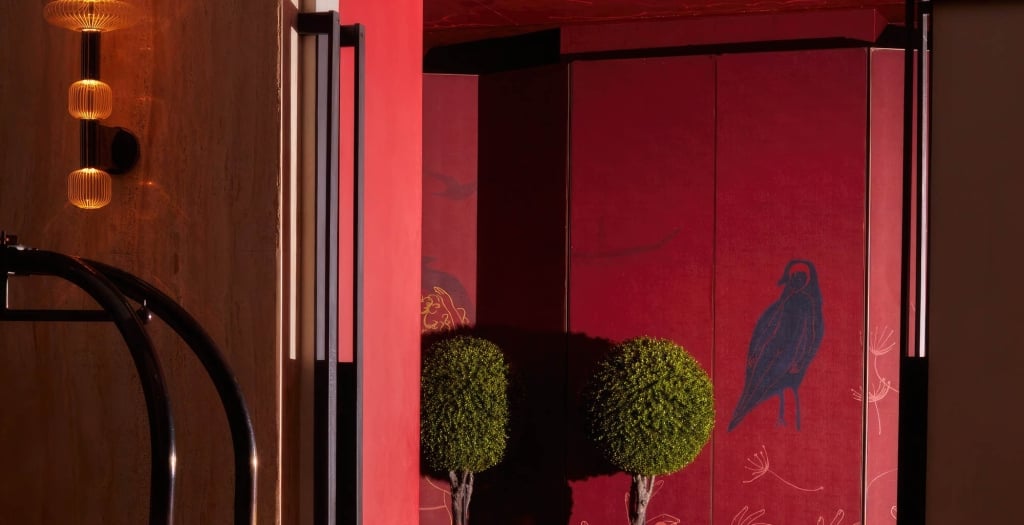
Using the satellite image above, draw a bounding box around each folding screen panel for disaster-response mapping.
[568,56,717,525]
[713,49,868,524]
[420,73,479,525]
[421,45,904,525]
[865,47,904,525]
[421,74,479,332]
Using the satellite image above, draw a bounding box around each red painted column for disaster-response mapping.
[339,1,422,523]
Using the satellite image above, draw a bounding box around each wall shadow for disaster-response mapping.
[421,326,617,525]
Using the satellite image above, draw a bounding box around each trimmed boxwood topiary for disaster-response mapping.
[421,335,509,525]
[584,336,714,525]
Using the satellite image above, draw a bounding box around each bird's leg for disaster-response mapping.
[777,392,786,427]
[794,387,802,431]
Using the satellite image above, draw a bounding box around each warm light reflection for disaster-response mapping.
[68,167,112,209]
[68,79,113,119]
[43,0,138,32]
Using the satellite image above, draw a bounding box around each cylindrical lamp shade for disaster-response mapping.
[43,0,137,32]
[68,168,112,209]
[68,80,113,119]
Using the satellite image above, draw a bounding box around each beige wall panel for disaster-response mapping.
[0,1,282,523]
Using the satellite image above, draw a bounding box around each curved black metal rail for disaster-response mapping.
[1,241,257,524]
[86,259,257,525]
[0,246,175,525]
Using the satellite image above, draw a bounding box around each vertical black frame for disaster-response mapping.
[898,0,931,523]
[297,11,365,525]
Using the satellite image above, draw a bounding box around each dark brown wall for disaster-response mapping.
[0,0,281,522]
[929,2,1024,523]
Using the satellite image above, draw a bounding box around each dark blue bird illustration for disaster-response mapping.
[729,260,824,432]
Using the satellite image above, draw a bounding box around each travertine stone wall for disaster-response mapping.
[0,1,282,522]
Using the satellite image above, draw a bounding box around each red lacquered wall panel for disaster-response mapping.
[568,56,717,525]
[865,48,904,524]
[421,74,479,332]
[420,73,479,525]
[713,49,868,524]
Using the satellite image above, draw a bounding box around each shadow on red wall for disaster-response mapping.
[420,326,621,525]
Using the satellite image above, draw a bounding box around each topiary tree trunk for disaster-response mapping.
[449,470,474,525]
[629,474,656,525]
[583,337,715,525]
[421,335,508,525]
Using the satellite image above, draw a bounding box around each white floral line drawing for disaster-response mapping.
[867,468,898,490]
[419,476,453,523]
[743,445,825,492]
[851,326,900,435]
[732,505,772,525]
[817,509,845,525]
[733,506,851,525]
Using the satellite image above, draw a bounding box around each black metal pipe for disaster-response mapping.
[348,23,365,525]
[0,247,175,525]
[86,260,258,525]
[81,119,98,167]
[81,31,100,80]
[0,308,112,322]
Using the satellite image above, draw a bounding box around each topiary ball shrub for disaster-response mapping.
[584,336,715,477]
[421,335,509,525]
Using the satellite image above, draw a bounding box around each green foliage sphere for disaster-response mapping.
[584,336,715,476]
[421,335,509,473]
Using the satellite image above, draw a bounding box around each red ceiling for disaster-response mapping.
[425,0,905,48]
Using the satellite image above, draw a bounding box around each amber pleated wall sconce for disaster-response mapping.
[44,0,141,210]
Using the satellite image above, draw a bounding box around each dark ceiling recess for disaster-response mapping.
[424,0,905,50]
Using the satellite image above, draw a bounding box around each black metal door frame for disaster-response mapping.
[898,1,931,523]
[297,12,364,525]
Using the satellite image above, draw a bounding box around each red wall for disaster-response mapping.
[568,56,717,525]
[421,45,903,525]
[339,1,422,523]
[713,48,867,525]
[421,74,479,331]
[420,73,479,525]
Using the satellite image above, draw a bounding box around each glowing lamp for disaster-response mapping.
[68,79,113,119]
[43,0,137,32]
[68,168,113,209]
[45,0,139,210]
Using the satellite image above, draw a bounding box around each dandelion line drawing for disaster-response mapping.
[732,505,772,525]
[419,476,452,522]
[890,506,897,520]
[817,509,846,525]
[643,514,681,525]
[743,445,824,492]
[866,468,898,490]
[852,326,900,435]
